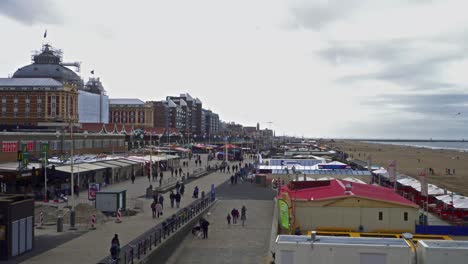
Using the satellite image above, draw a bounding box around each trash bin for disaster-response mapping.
[57,216,64,232]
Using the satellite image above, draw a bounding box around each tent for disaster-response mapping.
[218,144,240,149]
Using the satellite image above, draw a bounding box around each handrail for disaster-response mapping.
[98,195,214,264]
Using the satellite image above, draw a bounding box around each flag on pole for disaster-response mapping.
[387,160,396,182]
[43,30,47,38]
[418,168,428,196]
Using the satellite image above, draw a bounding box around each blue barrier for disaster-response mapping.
[416,225,468,236]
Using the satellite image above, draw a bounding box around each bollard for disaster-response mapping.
[37,212,44,229]
[57,216,64,232]
[90,214,96,230]
[115,208,122,223]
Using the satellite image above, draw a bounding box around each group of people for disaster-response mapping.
[445,168,456,175]
[171,167,184,177]
[227,206,247,226]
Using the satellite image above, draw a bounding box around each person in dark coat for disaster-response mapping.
[179,168,182,175]
[201,218,210,239]
[193,186,199,198]
[227,213,231,225]
[180,183,185,196]
[131,172,136,184]
[230,175,234,185]
[158,194,164,209]
[175,192,181,208]
[169,191,175,208]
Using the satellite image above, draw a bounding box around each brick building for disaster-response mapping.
[109,99,153,128]
[0,78,78,126]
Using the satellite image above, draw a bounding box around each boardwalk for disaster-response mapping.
[22,156,240,264]
[166,180,276,264]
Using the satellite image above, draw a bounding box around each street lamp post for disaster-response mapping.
[149,131,153,181]
[69,122,77,230]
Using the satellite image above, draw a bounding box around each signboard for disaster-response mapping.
[3,141,18,153]
[418,168,428,197]
[387,160,396,182]
[88,183,100,201]
[278,199,290,230]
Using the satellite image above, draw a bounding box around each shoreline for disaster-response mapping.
[330,140,468,196]
[362,141,468,152]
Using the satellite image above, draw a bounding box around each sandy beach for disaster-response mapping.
[330,140,468,196]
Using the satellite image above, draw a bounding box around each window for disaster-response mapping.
[404,212,408,221]
[378,212,383,221]
[2,96,6,117]
[13,95,18,116]
[37,96,42,116]
[26,95,30,113]
[51,96,56,116]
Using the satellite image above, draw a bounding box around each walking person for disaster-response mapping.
[110,234,120,262]
[159,171,163,180]
[175,181,180,193]
[230,175,234,185]
[180,183,185,196]
[158,194,164,209]
[175,192,181,208]
[131,172,136,184]
[193,186,199,198]
[175,169,178,177]
[155,202,163,218]
[171,168,174,177]
[227,213,231,225]
[241,205,247,226]
[201,218,210,239]
[179,167,182,176]
[231,208,238,224]
[151,200,157,218]
[170,191,175,208]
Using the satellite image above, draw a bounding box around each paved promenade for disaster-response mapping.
[23,156,240,264]
[166,180,276,264]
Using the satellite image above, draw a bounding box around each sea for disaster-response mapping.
[364,141,468,152]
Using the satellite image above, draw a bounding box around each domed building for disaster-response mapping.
[12,44,84,89]
[0,44,82,126]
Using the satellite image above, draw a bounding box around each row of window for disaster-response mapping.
[1,95,74,118]
[1,139,125,153]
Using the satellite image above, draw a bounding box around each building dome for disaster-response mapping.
[12,44,83,89]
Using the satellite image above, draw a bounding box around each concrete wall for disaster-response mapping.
[294,198,418,232]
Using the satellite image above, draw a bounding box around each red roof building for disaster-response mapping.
[280,179,418,208]
[278,179,419,234]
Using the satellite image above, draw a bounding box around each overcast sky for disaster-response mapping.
[0,0,467,139]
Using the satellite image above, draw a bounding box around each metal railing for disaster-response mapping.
[98,195,214,264]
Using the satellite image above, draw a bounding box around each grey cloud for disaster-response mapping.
[0,0,62,25]
[324,38,468,91]
[362,93,468,118]
[289,0,363,30]
[289,0,438,31]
